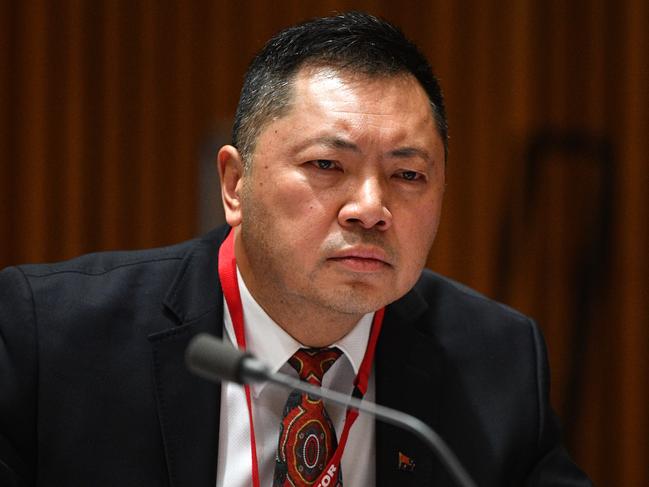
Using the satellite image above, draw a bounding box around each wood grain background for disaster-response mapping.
[1,1,647,485]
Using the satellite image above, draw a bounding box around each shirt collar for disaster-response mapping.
[223,268,374,398]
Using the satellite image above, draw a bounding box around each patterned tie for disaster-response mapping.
[273,347,343,486]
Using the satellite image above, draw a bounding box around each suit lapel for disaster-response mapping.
[148,227,229,487]
[375,286,445,486]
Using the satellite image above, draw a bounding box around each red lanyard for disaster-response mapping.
[218,229,384,487]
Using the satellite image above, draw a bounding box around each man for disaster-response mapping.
[0,12,591,487]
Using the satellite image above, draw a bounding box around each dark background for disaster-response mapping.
[1,1,647,485]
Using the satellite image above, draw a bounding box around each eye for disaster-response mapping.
[313,159,336,170]
[396,170,425,182]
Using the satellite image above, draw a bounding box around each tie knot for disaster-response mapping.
[288,347,342,385]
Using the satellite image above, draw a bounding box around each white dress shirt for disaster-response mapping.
[215,269,376,487]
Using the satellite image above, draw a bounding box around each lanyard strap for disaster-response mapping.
[218,229,384,487]
[218,229,260,487]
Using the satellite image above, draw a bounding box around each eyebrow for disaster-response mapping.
[295,136,361,153]
[388,146,431,162]
[295,135,431,162]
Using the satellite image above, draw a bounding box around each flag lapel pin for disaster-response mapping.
[398,451,416,472]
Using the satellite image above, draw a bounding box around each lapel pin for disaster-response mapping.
[398,451,416,472]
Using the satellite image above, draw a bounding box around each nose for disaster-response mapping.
[338,177,392,230]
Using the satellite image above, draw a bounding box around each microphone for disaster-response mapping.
[186,333,478,487]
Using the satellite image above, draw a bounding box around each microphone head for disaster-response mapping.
[185,333,249,384]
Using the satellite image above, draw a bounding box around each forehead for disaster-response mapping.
[251,67,440,157]
[289,66,431,115]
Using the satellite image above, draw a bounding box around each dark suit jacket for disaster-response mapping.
[0,226,591,486]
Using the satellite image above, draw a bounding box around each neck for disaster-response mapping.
[270,305,361,348]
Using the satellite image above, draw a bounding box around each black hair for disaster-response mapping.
[232,11,448,167]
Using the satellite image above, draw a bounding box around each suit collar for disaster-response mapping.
[149,226,230,487]
[162,226,230,324]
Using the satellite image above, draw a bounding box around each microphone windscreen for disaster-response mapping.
[185,333,246,384]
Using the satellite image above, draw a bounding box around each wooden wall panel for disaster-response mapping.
[2,1,648,485]
[617,1,649,484]
[60,0,84,258]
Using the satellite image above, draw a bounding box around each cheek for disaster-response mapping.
[270,179,338,227]
[397,201,442,256]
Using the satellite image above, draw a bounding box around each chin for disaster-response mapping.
[320,288,399,316]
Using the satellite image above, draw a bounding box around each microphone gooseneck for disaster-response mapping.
[185,333,478,487]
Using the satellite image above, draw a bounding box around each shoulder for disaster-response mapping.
[9,226,228,289]
[402,269,544,366]
[0,226,229,327]
[16,240,192,280]
[2,242,186,314]
[413,268,532,327]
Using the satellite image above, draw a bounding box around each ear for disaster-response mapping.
[217,145,245,227]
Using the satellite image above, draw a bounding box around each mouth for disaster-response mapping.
[327,247,392,272]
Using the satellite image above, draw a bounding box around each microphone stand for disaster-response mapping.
[242,357,478,487]
[186,333,478,487]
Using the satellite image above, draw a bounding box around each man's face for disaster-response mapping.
[224,67,445,321]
